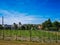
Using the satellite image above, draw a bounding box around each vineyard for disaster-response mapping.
[0,30,60,42]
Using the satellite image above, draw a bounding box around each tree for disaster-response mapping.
[21,25,25,30]
[42,18,52,30]
[18,22,22,30]
[46,19,52,27]
[52,21,60,31]
[42,18,60,31]
[13,23,18,30]
[53,21,59,27]
[19,22,21,25]
[0,24,3,30]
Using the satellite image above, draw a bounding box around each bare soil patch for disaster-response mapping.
[0,40,60,45]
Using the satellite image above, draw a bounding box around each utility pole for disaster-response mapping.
[30,29,31,42]
[2,16,4,27]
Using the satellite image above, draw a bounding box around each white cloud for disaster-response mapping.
[0,10,48,24]
[0,10,36,24]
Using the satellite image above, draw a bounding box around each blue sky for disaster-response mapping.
[0,0,60,24]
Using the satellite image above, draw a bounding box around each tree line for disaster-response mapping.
[42,19,60,31]
[0,18,60,31]
[0,22,38,30]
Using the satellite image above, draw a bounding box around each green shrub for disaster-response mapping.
[48,27,58,31]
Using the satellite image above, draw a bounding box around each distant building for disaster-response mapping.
[4,24,12,29]
[38,25,43,30]
[4,24,11,27]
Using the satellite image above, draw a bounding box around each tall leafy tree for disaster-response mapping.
[52,21,60,31]
[42,18,52,30]
[46,19,52,27]
[53,21,59,27]
[13,23,18,30]
[18,22,21,30]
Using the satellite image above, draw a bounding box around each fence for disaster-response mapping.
[0,30,60,43]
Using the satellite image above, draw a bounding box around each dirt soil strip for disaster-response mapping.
[0,40,60,45]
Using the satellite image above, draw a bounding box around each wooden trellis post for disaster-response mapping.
[2,16,4,40]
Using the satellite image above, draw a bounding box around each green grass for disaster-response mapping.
[0,30,60,40]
